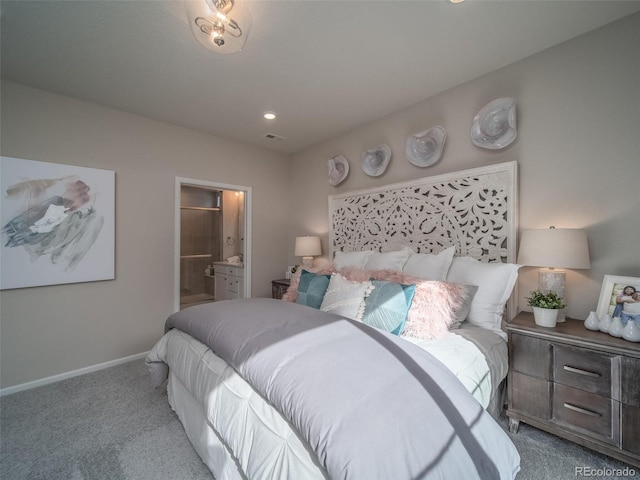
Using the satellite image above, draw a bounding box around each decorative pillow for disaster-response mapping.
[400,280,470,340]
[446,256,520,339]
[449,284,479,329]
[362,281,416,335]
[296,270,331,309]
[363,248,411,271]
[282,265,336,303]
[320,273,374,321]
[333,250,374,269]
[337,267,468,340]
[402,246,455,281]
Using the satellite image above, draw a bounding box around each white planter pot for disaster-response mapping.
[533,307,559,328]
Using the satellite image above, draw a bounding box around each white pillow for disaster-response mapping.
[320,273,374,321]
[446,256,520,339]
[402,246,455,281]
[333,250,374,269]
[364,248,411,271]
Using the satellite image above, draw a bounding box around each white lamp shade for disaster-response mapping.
[294,236,321,257]
[517,228,590,269]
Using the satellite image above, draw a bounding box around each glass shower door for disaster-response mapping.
[179,186,222,308]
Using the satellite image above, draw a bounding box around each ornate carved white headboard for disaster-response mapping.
[329,161,517,261]
[329,161,519,317]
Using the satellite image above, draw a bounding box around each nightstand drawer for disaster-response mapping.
[553,345,613,397]
[510,333,551,379]
[622,404,640,456]
[506,313,640,467]
[510,372,551,419]
[622,356,640,407]
[553,383,619,446]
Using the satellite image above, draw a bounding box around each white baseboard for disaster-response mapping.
[0,351,149,397]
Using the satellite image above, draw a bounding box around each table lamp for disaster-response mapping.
[295,236,321,269]
[517,227,590,321]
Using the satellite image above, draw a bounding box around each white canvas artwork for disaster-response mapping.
[0,156,115,289]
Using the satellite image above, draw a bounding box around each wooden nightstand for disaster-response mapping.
[271,279,290,300]
[505,311,640,467]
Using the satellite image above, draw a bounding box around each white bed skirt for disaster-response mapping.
[154,329,328,479]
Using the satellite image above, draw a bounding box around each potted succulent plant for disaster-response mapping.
[526,290,566,327]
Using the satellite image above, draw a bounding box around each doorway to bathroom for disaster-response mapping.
[174,177,251,312]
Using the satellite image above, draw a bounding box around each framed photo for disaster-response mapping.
[596,275,640,319]
[1,156,115,289]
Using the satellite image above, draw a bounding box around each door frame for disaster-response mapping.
[174,177,252,312]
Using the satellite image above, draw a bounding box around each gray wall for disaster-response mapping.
[0,81,291,388]
[2,13,639,390]
[289,13,640,322]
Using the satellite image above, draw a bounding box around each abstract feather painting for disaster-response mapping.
[0,156,115,289]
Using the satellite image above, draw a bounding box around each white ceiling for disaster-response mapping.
[2,1,639,154]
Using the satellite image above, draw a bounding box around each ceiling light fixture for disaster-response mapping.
[185,0,252,54]
[263,112,276,120]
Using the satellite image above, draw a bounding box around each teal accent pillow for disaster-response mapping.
[362,281,416,335]
[296,270,331,309]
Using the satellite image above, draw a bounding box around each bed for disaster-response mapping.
[146,162,522,479]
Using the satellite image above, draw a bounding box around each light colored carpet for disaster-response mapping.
[1,360,213,480]
[498,415,637,480]
[1,359,637,479]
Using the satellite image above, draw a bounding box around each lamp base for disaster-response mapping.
[538,268,566,322]
[301,256,314,269]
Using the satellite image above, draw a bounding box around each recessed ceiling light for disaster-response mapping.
[263,112,276,120]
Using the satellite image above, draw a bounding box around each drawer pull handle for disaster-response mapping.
[563,365,600,378]
[563,402,601,418]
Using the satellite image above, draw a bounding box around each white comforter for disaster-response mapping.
[146,301,516,480]
[150,329,327,479]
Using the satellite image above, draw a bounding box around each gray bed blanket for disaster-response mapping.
[152,298,520,480]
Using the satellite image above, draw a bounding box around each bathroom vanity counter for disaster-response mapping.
[213,262,244,300]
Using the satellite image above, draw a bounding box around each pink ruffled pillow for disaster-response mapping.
[283,265,469,340]
[337,268,468,340]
